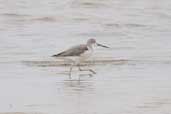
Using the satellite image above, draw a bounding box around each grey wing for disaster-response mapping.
[52,45,88,57]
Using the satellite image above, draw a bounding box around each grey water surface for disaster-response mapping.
[0,0,171,114]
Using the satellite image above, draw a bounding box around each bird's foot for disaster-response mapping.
[88,69,96,74]
[79,73,93,77]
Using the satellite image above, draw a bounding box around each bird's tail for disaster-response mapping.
[51,52,64,57]
[52,54,58,57]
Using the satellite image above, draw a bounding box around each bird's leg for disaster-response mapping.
[78,64,82,71]
[69,60,75,79]
[78,64,96,74]
[88,69,96,74]
[69,64,73,79]
[79,73,93,77]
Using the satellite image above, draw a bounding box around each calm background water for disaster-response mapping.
[0,0,171,114]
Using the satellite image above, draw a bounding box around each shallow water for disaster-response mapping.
[0,0,171,114]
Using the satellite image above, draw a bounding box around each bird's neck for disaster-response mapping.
[87,44,93,51]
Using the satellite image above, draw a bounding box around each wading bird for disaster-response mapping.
[52,38,109,78]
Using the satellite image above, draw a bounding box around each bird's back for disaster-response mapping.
[52,44,88,57]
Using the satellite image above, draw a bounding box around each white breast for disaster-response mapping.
[79,49,93,61]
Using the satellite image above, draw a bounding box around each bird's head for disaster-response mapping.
[87,38,109,49]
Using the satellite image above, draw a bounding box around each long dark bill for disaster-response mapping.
[97,43,110,48]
